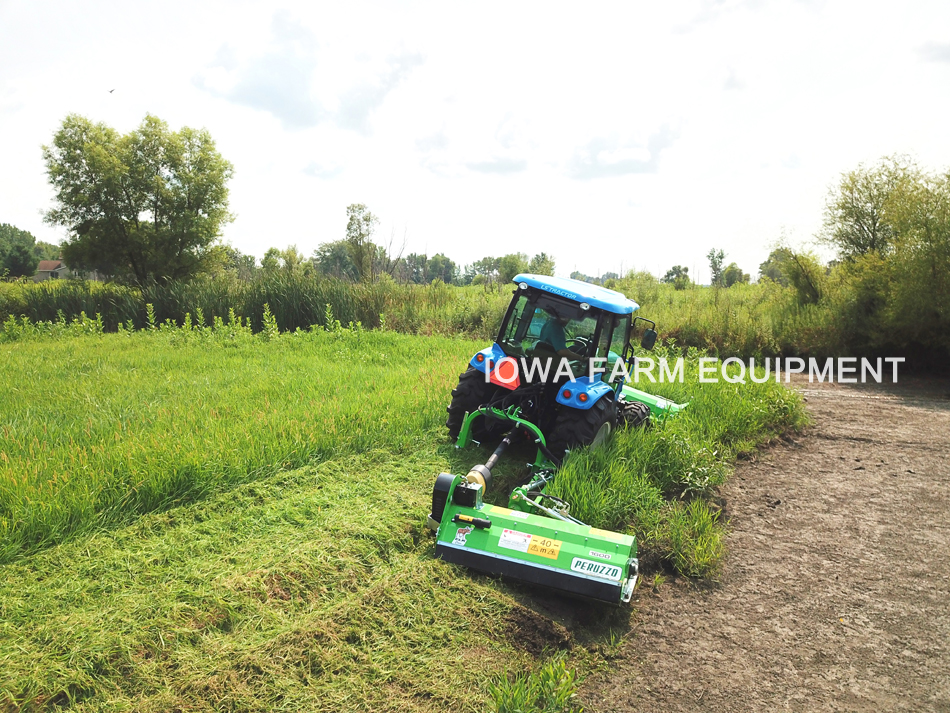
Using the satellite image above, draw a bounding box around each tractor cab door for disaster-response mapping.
[596,313,631,384]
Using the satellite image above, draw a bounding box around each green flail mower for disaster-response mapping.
[426,274,686,604]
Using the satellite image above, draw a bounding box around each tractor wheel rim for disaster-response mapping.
[591,421,612,448]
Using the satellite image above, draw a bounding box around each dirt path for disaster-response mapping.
[580,378,950,712]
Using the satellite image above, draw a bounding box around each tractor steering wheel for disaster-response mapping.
[566,336,592,357]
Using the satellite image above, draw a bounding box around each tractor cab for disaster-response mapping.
[496,274,656,385]
[496,278,634,382]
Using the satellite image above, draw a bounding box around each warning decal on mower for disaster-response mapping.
[453,527,472,546]
[571,557,623,581]
[527,536,561,560]
[498,529,562,559]
[498,529,532,553]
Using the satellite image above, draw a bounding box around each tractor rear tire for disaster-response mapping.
[620,400,651,429]
[547,391,618,459]
[446,367,501,441]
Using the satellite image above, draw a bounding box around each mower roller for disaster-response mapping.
[427,274,686,604]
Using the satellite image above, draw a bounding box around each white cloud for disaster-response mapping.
[568,127,678,180]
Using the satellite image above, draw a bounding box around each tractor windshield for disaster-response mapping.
[498,294,599,364]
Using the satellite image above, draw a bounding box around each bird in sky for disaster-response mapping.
[109,89,115,93]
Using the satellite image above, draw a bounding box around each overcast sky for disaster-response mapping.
[2,0,949,282]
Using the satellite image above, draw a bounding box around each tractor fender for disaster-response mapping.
[468,343,508,376]
[555,376,612,411]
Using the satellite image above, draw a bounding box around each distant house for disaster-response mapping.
[34,260,70,281]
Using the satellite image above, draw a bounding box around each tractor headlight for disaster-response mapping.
[519,282,528,290]
[579,302,590,311]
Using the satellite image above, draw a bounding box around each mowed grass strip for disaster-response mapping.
[0,329,479,562]
[0,449,579,712]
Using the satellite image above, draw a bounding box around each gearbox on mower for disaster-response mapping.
[428,274,686,604]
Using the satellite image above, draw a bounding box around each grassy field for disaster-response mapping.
[0,322,806,711]
[0,318,477,562]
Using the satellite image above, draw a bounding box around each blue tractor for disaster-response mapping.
[430,274,687,603]
[446,273,684,460]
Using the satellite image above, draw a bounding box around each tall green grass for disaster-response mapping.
[1,317,805,572]
[0,275,509,339]
[2,271,868,360]
[0,273,842,359]
[550,345,807,576]
[0,322,479,562]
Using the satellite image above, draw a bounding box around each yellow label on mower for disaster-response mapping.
[527,536,562,560]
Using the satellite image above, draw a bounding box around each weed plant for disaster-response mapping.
[488,657,583,713]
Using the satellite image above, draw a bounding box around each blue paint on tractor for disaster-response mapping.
[513,274,640,315]
[555,375,613,410]
[469,343,507,375]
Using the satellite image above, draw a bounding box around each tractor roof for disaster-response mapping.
[512,274,640,314]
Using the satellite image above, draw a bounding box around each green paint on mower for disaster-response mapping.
[620,384,687,420]
[427,406,640,604]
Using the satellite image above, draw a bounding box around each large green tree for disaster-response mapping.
[0,223,40,278]
[497,252,529,284]
[661,264,690,290]
[312,240,357,280]
[43,114,233,285]
[427,253,457,284]
[528,252,555,276]
[758,249,791,285]
[722,262,750,287]
[821,155,914,258]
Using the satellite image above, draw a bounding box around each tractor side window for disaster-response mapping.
[609,315,630,357]
[499,295,533,355]
[597,316,616,360]
[603,315,631,382]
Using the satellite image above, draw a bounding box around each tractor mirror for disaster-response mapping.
[640,328,657,351]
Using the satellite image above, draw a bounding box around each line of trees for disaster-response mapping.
[32,114,558,287]
[0,224,59,278]
[27,115,950,363]
[209,209,557,287]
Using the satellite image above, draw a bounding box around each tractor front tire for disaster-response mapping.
[547,391,618,459]
[446,367,500,441]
